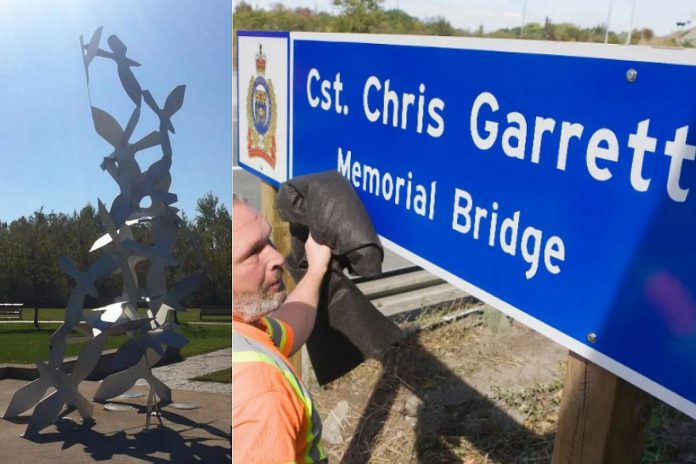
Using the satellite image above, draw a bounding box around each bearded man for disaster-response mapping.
[232,195,331,463]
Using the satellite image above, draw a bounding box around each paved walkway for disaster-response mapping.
[0,378,230,463]
[137,348,231,394]
[0,320,227,325]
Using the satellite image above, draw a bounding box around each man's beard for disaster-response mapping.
[234,283,287,323]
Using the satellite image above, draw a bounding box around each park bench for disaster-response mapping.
[199,305,230,321]
[0,303,23,320]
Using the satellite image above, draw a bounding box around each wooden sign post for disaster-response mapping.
[552,351,653,463]
[260,180,302,374]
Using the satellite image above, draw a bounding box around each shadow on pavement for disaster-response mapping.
[22,403,231,463]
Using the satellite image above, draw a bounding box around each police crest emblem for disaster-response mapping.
[246,44,277,168]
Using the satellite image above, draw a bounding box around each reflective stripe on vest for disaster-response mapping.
[262,316,289,354]
[232,330,326,464]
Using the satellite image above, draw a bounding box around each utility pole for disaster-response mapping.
[604,0,613,44]
[625,0,637,45]
[520,0,528,37]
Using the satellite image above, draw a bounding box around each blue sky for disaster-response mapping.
[241,0,696,36]
[0,0,231,222]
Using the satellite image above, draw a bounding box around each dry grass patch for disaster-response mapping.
[307,304,696,463]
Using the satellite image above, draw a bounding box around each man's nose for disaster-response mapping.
[266,242,285,269]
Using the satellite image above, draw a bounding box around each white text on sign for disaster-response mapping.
[307,67,696,203]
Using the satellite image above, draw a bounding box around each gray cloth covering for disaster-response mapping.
[277,171,404,385]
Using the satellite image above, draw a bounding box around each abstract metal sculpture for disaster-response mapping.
[3,27,206,436]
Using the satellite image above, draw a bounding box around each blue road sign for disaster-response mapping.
[237,32,696,419]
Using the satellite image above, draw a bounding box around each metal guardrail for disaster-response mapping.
[300,267,478,382]
[354,266,470,318]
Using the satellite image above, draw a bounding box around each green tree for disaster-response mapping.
[521,22,545,40]
[0,221,10,302]
[641,28,654,42]
[7,210,56,327]
[194,193,231,306]
[426,17,455,36]
[332,0,385,32]
[379,9,419,34]
[552,23,581,42]
[332,0,383,15]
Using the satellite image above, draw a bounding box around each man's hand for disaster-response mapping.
[305,234,332,278]
[271,233,333,355]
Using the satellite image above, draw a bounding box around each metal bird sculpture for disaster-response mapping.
[3,27,207,437]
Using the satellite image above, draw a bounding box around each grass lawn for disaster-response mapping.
[0,322,230,365]
[18,307,230,324]
[0,324,127,365]
[179,323,231,357]
[192,367,231,384]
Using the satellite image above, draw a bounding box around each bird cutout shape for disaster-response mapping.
[41,314,151,419]
[96,200,140,299]
[93,105,159,167]
[146,284,173,324]
[3,361,61,421]
[151,303,178,328]
[145,290,183,324]
[127,213,154,224]
[94,35,143,105]
[136,87,185,209]
[89,216,147,252]
[92,105,160,225]
[151,234,209,322]
[130,202,178,223]
[97,319,155,371]
[111,320,185,369]
[59,256,99,298]
[48,324,73,369]
[52,249,125,365]
[6,28,204,437]
[49,252,120,366]
[110,336,147,370]
[94,349,170,403]
[66,322,96,344]
[121,300,141,324]
[150,190,178,205]
[58,252,120,319]
[80,26,103,87]
[143,85,185,155]
[5,332,108,433]
[143,86,185,135]
[106,165,177,226]
[143,156,173,199]
[84,302,129,335]
[9,314,152,436]
[85,312,152,340]
[150,323,187,347]
[145,218,180,312]
[120,239,178,266]
[124,160,179,214]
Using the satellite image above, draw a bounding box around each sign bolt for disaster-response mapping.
[587,332,597,344]
[626,68,638,82]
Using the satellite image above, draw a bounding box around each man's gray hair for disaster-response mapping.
[232,192,285,321]
[232,193,248,206]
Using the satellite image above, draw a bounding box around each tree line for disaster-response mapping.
[234,0,659,50]
[0,193,231,309]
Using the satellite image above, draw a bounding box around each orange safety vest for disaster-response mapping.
[232,317,326,463]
